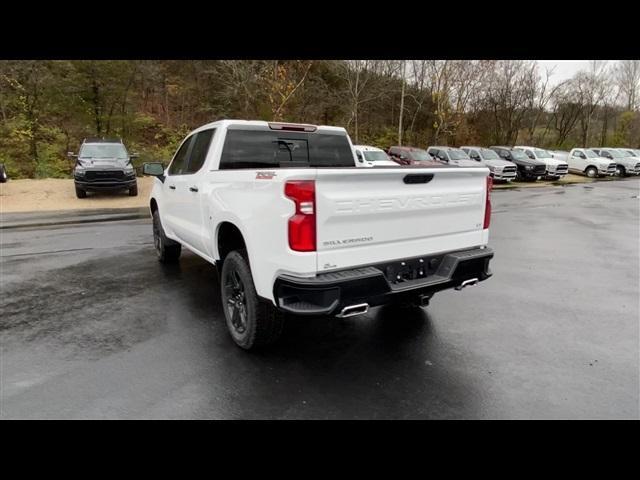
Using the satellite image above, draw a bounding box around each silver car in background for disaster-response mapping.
[460,146,517,181]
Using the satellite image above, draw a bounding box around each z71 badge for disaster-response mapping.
[256,171,277,180]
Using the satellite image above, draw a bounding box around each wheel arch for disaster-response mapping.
[216,221,247,263]
[150,197,158,215]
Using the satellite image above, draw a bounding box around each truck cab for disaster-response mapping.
[513,146,568,179]
[567,148,617,178]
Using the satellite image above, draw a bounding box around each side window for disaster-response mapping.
[185,129,215,174]
[168,135,194,175]
[525,150,534,159]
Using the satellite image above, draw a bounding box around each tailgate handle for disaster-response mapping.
[403,174,434,184]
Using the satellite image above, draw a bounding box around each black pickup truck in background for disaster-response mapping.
[69,138,138,198]
[490,146,547,181]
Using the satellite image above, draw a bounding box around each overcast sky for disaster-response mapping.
[537,60,595,85]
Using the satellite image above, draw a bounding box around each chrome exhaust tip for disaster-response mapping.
[455,278,479,291]
[336,303,369,318]
[418,294,432,307]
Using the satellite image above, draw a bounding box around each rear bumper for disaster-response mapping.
[75,178,137,191]
[273,247,493,316]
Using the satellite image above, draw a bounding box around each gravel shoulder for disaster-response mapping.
[0,177,154,213]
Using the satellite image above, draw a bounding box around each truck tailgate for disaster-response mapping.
[315,167,490,273]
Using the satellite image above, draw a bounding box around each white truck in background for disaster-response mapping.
[143,120,494,350]
[565,148,617,178]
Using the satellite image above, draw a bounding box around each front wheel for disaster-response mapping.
[221,250,284,350]
[129,184,138,196]
[615,166,626,177]
[585,167,598,178]
[75,186,87,198]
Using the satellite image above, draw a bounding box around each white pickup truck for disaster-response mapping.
[143,120,494,349]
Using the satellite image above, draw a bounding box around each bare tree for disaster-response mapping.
[575,61,609,146]
[398,61,406,145]
[551,80,584,146]
[524,64,566,144]
[614,60,640,111]
[338,60,390,143]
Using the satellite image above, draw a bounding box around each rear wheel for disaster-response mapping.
[221,250,284,350]
[585,167,598,178]
[152,209,181,263]
[75,186,87,198]
[129,184,138,196]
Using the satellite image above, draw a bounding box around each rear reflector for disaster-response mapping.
[285,180,316,252]
[269,122,317,132]
[483,175,492,229]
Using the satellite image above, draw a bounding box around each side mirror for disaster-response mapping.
[143,162,165,179]
[579,153,586,159]
[130,153,139,158]
[67,152,77,158]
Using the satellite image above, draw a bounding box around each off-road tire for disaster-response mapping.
[221,249,284,350]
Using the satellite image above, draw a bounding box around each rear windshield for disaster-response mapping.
[363,150,391,162]
[220,129,355,169]
[80,143,128,159]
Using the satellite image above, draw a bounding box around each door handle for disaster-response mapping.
[168,185,176,190]
[189,186,199,193]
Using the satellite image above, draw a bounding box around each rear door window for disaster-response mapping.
[219,129,354,169]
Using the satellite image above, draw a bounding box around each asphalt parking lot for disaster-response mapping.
[1,180,638,419]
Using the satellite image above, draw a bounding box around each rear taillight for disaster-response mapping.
[285,180,316,252]
[483,175,492,229]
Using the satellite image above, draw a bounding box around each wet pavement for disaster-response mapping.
[1,180,639,419]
